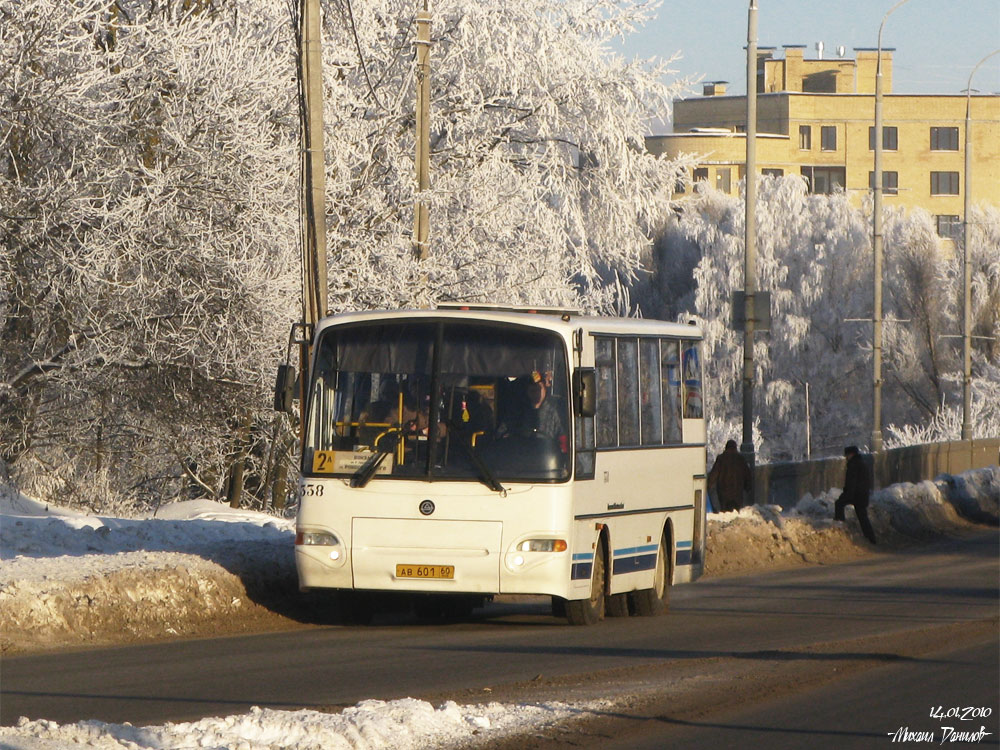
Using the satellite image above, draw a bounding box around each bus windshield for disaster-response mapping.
[304,320,571,484]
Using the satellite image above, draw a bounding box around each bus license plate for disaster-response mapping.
[395,564,455,580]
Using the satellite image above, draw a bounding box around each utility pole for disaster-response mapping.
[871,0,911,453]
[961,49,999,440]
[412,3,431,262]
[298,0,328,430]
[741,0,758,491]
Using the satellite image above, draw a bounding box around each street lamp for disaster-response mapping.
[871,0,912,454]
[741,0,759,488]
[961,48,1000,441]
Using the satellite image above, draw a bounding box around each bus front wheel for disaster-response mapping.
[566,538,606,625]
[629,534,670,616]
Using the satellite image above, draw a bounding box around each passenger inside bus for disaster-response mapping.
[496,372,565,443]
[363,379,401,423]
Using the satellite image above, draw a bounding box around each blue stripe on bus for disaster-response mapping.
[571,552,594,580]
[612,553,657,575]
[675,549,692,566]
[676,540,693,548]
[612,544,659,557]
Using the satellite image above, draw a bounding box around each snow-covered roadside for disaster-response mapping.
[1,466,997,750]
[705,466,1000,576]
[0,494,298,653]
[0,699,614,750]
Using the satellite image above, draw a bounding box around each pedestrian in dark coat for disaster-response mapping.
[708,440,752,512]
[835,445,877,543]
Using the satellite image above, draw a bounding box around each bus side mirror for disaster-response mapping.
[574,368,596,418]
[274,364,296,413]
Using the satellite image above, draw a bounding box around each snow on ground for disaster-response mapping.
[0,699,613,750]
[1,466,997,749]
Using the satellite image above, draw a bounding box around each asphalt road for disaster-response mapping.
[590,636,1000,750]
[2,530,997,740]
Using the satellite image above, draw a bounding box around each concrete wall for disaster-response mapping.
[755,438,1000,508]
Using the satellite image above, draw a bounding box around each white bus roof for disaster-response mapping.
[316,306,703,340]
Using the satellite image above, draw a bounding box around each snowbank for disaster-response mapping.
[0,699,609,750]
[703,466,998,576]
[1,490,298,652]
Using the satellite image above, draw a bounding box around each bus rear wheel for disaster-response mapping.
[566,538,606,625]
[629,534,670,616]
[606,593,630,617]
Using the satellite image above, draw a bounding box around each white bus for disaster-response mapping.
[290,304,707,624]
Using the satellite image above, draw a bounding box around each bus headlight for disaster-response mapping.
[296,531,339,546]
[505,537,567,574]
[517,539,567,553]
[295,531,345,564]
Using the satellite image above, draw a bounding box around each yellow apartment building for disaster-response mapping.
[646,46,1000,242]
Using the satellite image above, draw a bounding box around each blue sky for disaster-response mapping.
[618,0,1000,98]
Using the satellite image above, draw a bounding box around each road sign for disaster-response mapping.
[731,290,771,332]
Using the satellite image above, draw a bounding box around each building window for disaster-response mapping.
[820,125,837,151]
[869,126,898,151]
[716,167,732,193]
[930,127,959,151]
[693,167,708,191]
[935,215,961,240]
[930,171,960,195]
[801,166,845,195]
[762,168,784,178]
[869,171,899,195]
[799,125,812,150]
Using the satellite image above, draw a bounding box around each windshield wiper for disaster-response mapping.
[350,449,391,488]
[444,419,506,494]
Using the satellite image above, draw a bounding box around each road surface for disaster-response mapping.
[2,530,997,749]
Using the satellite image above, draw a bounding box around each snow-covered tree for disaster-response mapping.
[885,204,1000,445]
[645,178,1000,460]
[2,0,692,509]
[647,177,871,460]
[1,0,302,509]
[313,0,694,311]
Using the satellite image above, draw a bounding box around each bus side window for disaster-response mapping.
[594,337,618,448]
[616,338,640,446]
[639,339,663,445]
[661,340,682,443]
[575,414,595,479]
[682,341,703,419]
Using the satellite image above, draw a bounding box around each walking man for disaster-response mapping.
[835,445,877,544]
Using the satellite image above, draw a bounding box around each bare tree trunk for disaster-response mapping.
[225,413,252,509]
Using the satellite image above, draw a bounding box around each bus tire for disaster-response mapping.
[565,538,606,625]
[629,534,670,617]
[606,592,630,617]
[551,596,567,618]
